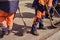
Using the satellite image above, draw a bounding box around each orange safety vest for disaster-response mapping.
[38,0,53,6]
[38,0,48,5]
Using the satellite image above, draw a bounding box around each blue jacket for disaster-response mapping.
[0,0,19,13]
[32,0,45,12]
[32,0,38,9]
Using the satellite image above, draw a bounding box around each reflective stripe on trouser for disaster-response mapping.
[32,10,45,31]
[0,10,14,29]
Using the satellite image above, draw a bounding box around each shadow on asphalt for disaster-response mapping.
[12,23,31,36]
[55,21,60,26]
[47,26,57,29]
[0,22,60,37]
[12,23,60,36]
[25,3,34,9]
[47,21,60,29]
[15,12,34,18]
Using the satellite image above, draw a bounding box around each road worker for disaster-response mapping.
[0,0,19,38]
[45,0,58,20]
[30,0,49,36]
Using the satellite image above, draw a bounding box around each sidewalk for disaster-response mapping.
[0,1,60,40]
[46,30,60,40]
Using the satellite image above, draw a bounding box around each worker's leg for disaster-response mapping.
[0,10,8,37]
[38,11,45,29]
[31,9,39,36]
[7,13,14,31]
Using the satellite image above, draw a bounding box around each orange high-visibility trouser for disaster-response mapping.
[33,10,45,24]
[33,0,46,24]
[0,10,14,28]
[33,0,53,24]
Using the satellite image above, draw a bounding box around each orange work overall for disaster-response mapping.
[0,10,14,30]
[33,0,53,23]
[32,0,53,28]
[33,0,46,24]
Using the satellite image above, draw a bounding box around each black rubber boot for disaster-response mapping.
[38,26,46,30]
[30,25,39,36]
[39,23,46,30]
[0,30,5,38]
[31,30,38,36]
[2,27,10,35]
[6,30,12,35]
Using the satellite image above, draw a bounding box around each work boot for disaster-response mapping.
[7,30,12,35]
[38,25,46,30]
[2,27,9,35]
[0,30,5,38]
[30,25,39,36]
[38,23,46,30]
[30,29,38,36]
